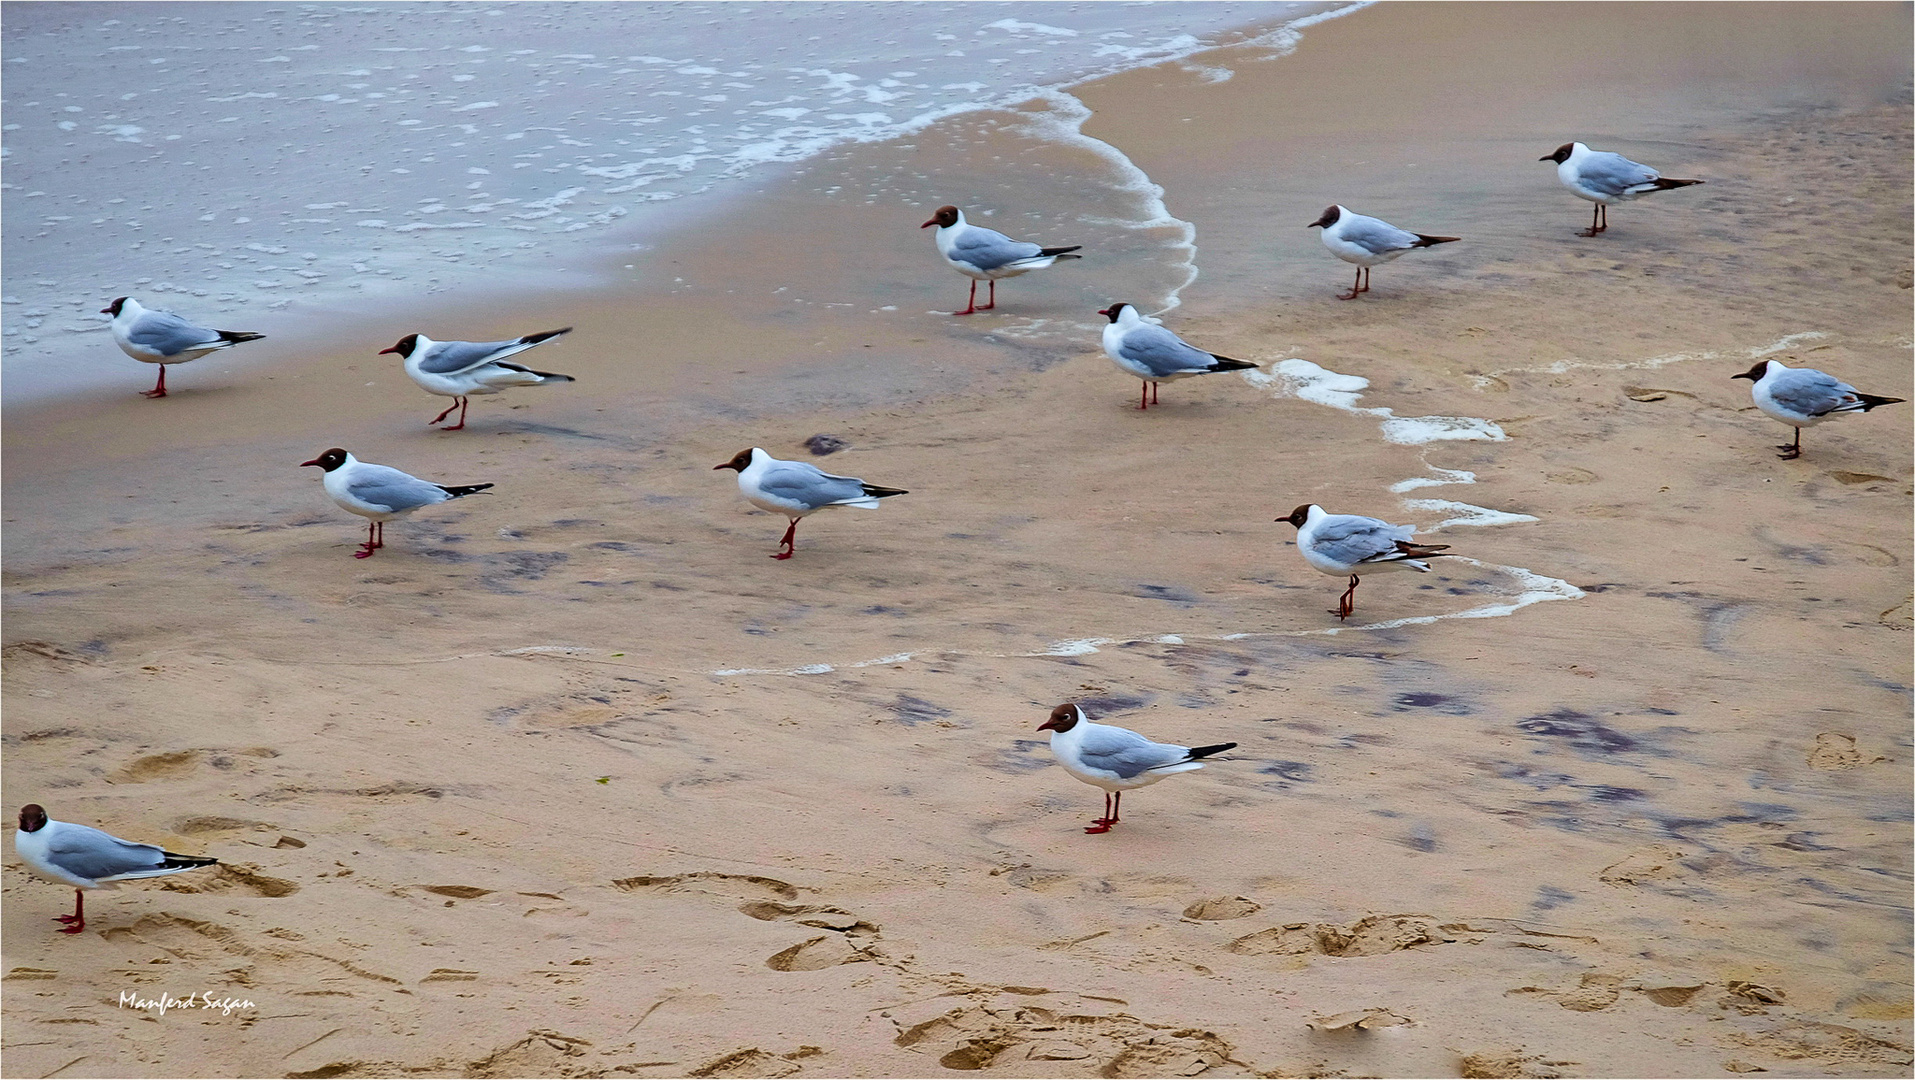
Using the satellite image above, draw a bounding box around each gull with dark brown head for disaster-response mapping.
[1098,302,1258,410]
[1276,504,1455,620]
[1540,142,1703,237]
[1307,205,1459,300]
[14,804,218,935]
[380,327,574,430]
[1037,704,1236,834]
[921,205,1081,315]
[300,448,493,558]
[1733,359,1905,460]
[102,297,265,398]
[714,447,908,560]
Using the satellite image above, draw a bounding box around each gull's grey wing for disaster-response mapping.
[1339,214,1421,255]
[1076,724,1191,779]
[1576,151,1661,196]
[46,825,170,882]
[1768,369,1855,418]
[1313,515,1414,565]
[950,225,1044,271]
[757,461,870,510]
[415,338,538,376]
[127,310,224,355]
[1116,323,1220,377]
[344,464,453,512]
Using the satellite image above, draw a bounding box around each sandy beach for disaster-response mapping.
[3,4,1911,1078]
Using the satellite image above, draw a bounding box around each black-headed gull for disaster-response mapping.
[300,448,493,558]
[1307,205,1459,300]
[380,328,575,430]
[714,447,907,560]
[1732,359,1905,460]
[1037,704,1236,834]
[102,297,265,398]
[15,804,218,934]
[1276,504,1455,620]
[1098,302,1258,410]
[921,205,1081,315]
[1540,142,1703,237]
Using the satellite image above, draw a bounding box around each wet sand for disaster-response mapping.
[4,4,1911,1078]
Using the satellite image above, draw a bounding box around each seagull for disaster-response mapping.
[1276,504,1455,620]
[1732,359,1905,460]
[1098,303,1259,410]
[1036,704,1236,834]
[1307,205,1459,300]
[921,205,1081,315]
[714,447,907,560]
[102,297,265,398]
[300,448,493,558]
[14,804,218,935]
[379,328,575,430]
[1540,142,1703,236]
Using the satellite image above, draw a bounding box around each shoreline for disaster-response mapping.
[4,4,1911,1078]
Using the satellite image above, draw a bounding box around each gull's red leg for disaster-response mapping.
[430,398,461,425]
[955,280,979,316]
[1138,381,1150,411]
[1334,573,1360,620]
[355,520,379,559]
[1777,427,1803,459]
[980,280,996,311]
[1338,267,1362,301]
[445,396,470,431]
[142,366,168,398]
[1150,382,1159,406]
[772,518,799,560]
[1086,791,1115,833]
[55,890,85,933]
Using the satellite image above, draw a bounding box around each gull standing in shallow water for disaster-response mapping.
[380,327,575,430]
[1098,302,1258,410]
[14,804,218,935]
[1307,205,1460,300]
[301,448,493,558]
[102,297,265,398]
[1540,142,1703,237]
[1037,704,1236,834]
[714,447,908,560]
[921,205,1081,315]
[1733,359,1905,460]
[1277,504,1455,620]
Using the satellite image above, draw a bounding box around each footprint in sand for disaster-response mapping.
[893,1002,1233,1075]
[157,863,300,897]
[615,872,882,971]
[613,871,799,902]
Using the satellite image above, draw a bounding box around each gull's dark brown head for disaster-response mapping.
[1732,361,1769,382]
[920,205,960,229]
[713,448,756,472]
[1309,205,1341,229]
[1275,504,1314,528]
[1540,143,1575,164]
[1038,703,1081,733]
[1097,303,1129,323]
[301,448,349,471]
[379,334,420,358]
[18,805,48,832]
[102,297,130,316]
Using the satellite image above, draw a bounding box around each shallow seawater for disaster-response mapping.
[0,0,1349,399]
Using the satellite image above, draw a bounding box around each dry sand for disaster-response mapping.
[3,5,1911,1078]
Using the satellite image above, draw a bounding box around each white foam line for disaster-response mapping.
[1468,332,1829,388]
[1244,359,1507,445]
[1010,88,1199,316]
[1400,499,1539,532]
[699,560,1580,677]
